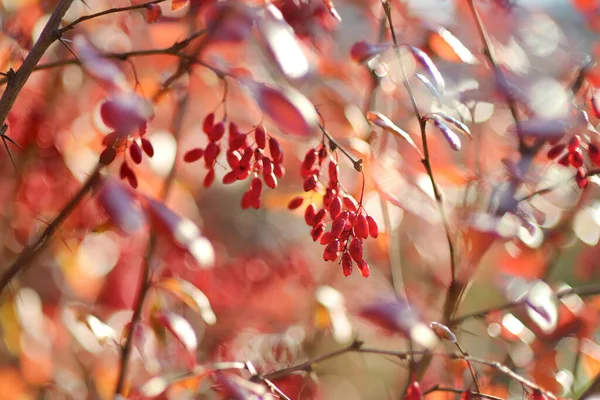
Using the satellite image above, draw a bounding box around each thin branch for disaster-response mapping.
[424,385,503,400]
[381,0,457,300]
[114,25,207,396]
[261,342,558,399]
[0,0,74,132]
[516,168,600,203]
[318,123,363,172]
[455,342,481,394]
[58,0,167,34]
[0,163,102,293]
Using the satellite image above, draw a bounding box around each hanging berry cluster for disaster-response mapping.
[99,123,155,189]
[287,143,379,278]
[183,113,285,209]
[546,134,598,189]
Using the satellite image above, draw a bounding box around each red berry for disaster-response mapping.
[222,170,237,184]
[330,217,346,238]
[354,215,369,239]
[568,135,581,152]
[230,134,247,150]
[288,196,304,210]
[303,175,318,192]
[320,232,333,245]
[249,177,263,196]
[263,158,273,175]
[329,196,342,219]
[328,161,339,182]
[102,132,119,146]
[357,259,370,278]
[209,122,226,142]
[250,194,261,210]
[141,138,154,157]
[241,191,252,209]
[126,170,138,188]
[145,3,162,23]
[342,253,353,276]
[120,161,131,180]
[349,237,363,263]
[304,203,316,225]
[184,148,204,162]
[240,147,253,166]
[255,125,266,149]
[264,172,277,189]
[314,208,327,226]
[590,143,600,165]
[99,147,116,165]
[311,224,324,241]
[323,188,337,208]
[269,137,283,163]
[557,153,570,167]
[343,195,359,212]
[203,113,215,134]
[273,163,285,178]
[203,169,215,188]
[229,122,240,137]
[576,167,589,189]
[367,216,379,238]
[204,142,220,166]
[302,149,317,171]
[236,165,251,181]
[569,148,584,168]
[226,150,242,168]
[323,239,340,261]
[129,141,142,164]
[546,144,565,160]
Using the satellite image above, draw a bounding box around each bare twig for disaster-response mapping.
[0,0,74,130]
[451,283,600,325]
[0,163,102,293]
[424,385,502,400]
[114,25,208,396]
[58,0,166,34]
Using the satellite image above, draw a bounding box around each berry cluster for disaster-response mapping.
[288,144,379,277]
[547,134,598,189]
[184,113,285,209]
[99,123,155,189]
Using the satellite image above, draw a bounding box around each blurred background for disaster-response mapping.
[0,0,600,399]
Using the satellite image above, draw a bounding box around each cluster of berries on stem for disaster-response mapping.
[546,134,600,189]
[288,142,378,277]
[183,113,285,209]
[99,123,155,189]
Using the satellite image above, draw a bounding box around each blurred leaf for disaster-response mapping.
[96,177,146,235]
[257,4,310,80]
[359,297,438,349]
[171,0,189,11]
[240,79,318,138]
[431,113,472,138]
[415,74,443,105]
[512,118,577,139]
[213,372,267,400]
[140,376,169,398]
[158,278,217,325]
[321,0,341,21]
[350,41,391,64]
[430,116,461,151]
[428,26,478,65]
[366,111,420,154]
[143,197,215,268]
[524,281,558,335]
[315,286,352,343]
[151,311,198,355]
[83,314,117,345]
[100,93,153,135]
[406,45,445,93]
[72,35,128,90]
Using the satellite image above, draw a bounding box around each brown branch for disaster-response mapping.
[58,0,166,34]
[0,163,102,293]
[114,25,209,396]
[0,0,74,128]
[424,385,503,400]
[261,342,558,399]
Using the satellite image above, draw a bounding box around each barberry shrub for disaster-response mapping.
[0,0,600,399]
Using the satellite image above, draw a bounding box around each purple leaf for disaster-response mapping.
[350,41,392,64]
[431,117,461,151]
[406,45,445,94]
[96,177,146,234]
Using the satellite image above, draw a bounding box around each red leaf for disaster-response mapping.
[204,2,253,43]
[322,0,341,21]
[151,311,197,354]
[360,297,438,349]
[241,79,318,138]
[96,177,146,234]
[143,197,215,268]
[100,93,153,135]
